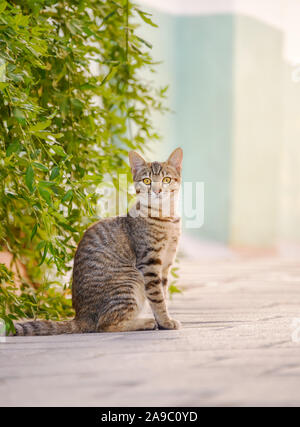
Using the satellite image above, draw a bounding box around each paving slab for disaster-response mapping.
[1,257,300,406]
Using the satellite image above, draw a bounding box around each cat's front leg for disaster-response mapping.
[139,261,181,330]
[161,234,179,299]
[162,263,172,299]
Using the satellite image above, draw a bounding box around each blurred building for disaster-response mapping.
[138,0,300,250]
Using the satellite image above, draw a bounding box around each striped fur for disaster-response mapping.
[12,148,183,336]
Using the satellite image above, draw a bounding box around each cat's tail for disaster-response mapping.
[10,319,89,336]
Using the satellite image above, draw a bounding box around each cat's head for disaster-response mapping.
[128,148,183,206]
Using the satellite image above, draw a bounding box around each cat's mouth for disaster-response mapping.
[140,192,175,201]
[151,192,162,198]
[148,192,177,201]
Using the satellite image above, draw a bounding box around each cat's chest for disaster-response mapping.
[131,217,181,263]
[144,220,180,255]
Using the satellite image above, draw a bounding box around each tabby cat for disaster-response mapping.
[12,148,183,336]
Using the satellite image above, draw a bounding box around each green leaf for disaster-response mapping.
[13,108,26,125]
[136,36,152,49]
[135,9,158,27]
[169,284,182,296]
[79,83,98,91]
[38,180,55,188]
[0,61,6,82]
[0,0,167,326]
[102,10,117,22]
[70,98,84,110]
[29,120,51,133]
[0,2,8,14]
[30,223,38,241]
[52,145,66,157]
[38,186,52,206]
[61,190,73,203]
[36,240,46,251]
[38,242,49,266]
[50,166,60,180]
[100,66,118,86]
[33,162,48,172]
[25,165,34,193]
[6,141,21,156]
[0,82,8,90]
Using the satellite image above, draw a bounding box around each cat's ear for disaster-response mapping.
[129,151,146,175]
[167,147,183,173]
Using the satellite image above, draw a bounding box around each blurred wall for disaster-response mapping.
[230,16,283,248]
[138,0,300,249]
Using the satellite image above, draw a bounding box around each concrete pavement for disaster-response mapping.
[1,256,300,406]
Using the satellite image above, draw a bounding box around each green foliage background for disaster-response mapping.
[0,0,167,332]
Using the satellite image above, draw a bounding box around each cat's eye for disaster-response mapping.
[162,177,171,184]
[143,178,151,185]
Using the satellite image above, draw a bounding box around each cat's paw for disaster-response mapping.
[137,318,158,330]
[143,318,158,330]
[158,318,181,330]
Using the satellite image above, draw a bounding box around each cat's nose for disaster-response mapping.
[151,182,161,195]
[153,188,162,194]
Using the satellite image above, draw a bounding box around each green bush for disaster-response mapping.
[0,0,166,332]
